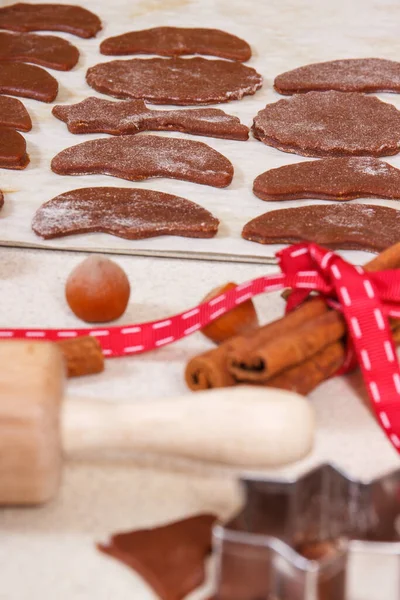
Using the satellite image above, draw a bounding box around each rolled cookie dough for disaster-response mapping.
[253,91,400,157]
[242,204,400,253]
[86,57,262,105]
[51,135,234,187]
[0,127,29,169]
[0,3,101,38]
[0,96,31,131]
[253,157,400,201]
[0,62,58,102]
[100,27,251,62]
[275,58,400,95]
[32,187,219,240]
[52,97,249,140]
[0,31,79,71]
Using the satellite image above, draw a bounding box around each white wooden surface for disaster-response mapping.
[0,245,398,599]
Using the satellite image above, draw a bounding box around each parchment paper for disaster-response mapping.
[2,0,400,264]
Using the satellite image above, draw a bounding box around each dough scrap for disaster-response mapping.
[86,57,262,105]
[0,127,29,169]
[51,135,234,187]
[0,96,31,131]
[52,97,249,140]
[0,62,58,102]
[253,157,400,201]
[98,515,216,600]
[253,91,400,157]
[100,27,251,62]
[0,3,101,38]
[242,204,400,253]
[275,58,400,95]
[0,31,79,71]
[32,187,220,240]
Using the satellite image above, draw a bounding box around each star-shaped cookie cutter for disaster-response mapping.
[213,464,400,600]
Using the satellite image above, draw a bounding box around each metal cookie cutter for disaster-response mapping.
[213,464,400,600]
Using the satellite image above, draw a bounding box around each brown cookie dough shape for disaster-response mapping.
[51,135,233,187]
[253,91,400,157]
[0,96,31,131]
[253,157,400,201]
[32,187,219,240]
[242,204,400,253]
[0,3,101,38]
[52,97,249,140]
[97,515,216,600]
[100,27,251,62]
[0,127,29,169]
[0,31,79,71]
[274,58,400,95]
[86,57,263,105]
[0,62,58,102]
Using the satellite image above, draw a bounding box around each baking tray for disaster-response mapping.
[2,0,400,264]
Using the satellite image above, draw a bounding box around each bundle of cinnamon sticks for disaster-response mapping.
[185,243,400,395]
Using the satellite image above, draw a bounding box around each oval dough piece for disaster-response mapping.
[275,58,400,95]
[253,157,400,201]
[0,96,31,131]
[51,135,234,187]
[32,187,219,240]
[242,204,400,253]
[0,31,79,71]
[86,57,263,105]
[0,3,101,38]
[0,62,58,102]
[253,91,400,157]
[52,97,249,140]
[0,127,29,169]
[100,27,251,62]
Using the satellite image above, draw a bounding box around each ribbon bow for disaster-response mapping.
[3,242,400,452]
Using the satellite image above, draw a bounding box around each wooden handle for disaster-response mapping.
[62,386,315,469]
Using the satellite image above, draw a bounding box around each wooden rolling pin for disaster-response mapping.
[0,341,315,506]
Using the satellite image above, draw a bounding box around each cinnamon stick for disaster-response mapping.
[266,341,345,395]
[228,310,346,383]
[227,243,400,383]
[57,335,104,378]
[185,344,236,390]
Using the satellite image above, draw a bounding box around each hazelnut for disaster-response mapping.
[65,255,130,323]
[200,282,259,344]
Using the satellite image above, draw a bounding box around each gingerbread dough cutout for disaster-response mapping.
[0,31,79,71]
[253,157,400,202]
[0,127,29,169]
[0,3,101,38]
[51,135,234,187]
[98,515,216,600]
[86,57,263,105]
[0,62,58,102]
[275,58,400,95]
[100,27,251,62]
[0,96,31,131]
[253,91,400,157]
[52,97,249,140]
[32,187,219,240]
[242,204,400,253]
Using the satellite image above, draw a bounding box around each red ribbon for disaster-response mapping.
[3,242,400,452]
